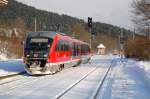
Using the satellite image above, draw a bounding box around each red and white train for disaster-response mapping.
[23,31,91,75]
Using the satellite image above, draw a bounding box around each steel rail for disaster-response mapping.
[89,59,116,99]
[52,66,97,99]
[0,71,26,80]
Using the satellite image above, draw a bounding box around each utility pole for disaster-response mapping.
[148,23,150,39]
[145,21,150,40]
[56,24,60,32]
[119,29,124,59]
[133,28,135,40]
[34,16,37,32]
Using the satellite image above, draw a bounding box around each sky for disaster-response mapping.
[16,0,134,30]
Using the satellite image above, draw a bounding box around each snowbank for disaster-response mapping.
[0,59,25,77]
[138,61,150,75]
[0,53,8,61]
[128,60,150,89]
[138,61,150,88]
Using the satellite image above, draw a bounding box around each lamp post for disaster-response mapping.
[119,28,124,58]
[133,28,135,40]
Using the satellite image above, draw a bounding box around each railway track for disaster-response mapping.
[0,57,117,99]
[0,71,26,80]
[0,65,91,96]
[89,60,115,99]
[90,58,127,99]
[52,67,98,99]
[0,63,86,86]
[0,74,54,95]
[52,59,116,99]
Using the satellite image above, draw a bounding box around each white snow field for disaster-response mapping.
[138,61,150,87]
[0,54,149,99]
[0,53,25,77]
[0,59,25,77]
[98,58,150,99]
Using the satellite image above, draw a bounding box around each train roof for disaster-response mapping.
[27,31,67,38]
[27,31,57,38]
[27,31,89,45]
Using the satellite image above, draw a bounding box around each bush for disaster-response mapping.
[124,36,150,60]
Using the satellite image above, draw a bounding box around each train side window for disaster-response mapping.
[85,45,88,55]
[63,41,69,51]
[61,41,64,51]
[63,41,67,51]
[66,42,70,51]
[55,41,61,51]
[81,44,88,55]
[76,44,78,56]
[73,43,76,56]
[77,44,79,56]
[55,40,64,51]
[81,44,84,55]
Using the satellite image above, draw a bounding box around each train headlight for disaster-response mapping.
[26,54,30,57]
[47,44,51,48]
[44,54,47,57]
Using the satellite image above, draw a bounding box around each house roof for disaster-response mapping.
[97,44,106,49]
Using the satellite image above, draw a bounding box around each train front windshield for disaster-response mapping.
[26,38,53,50]
[25,37,53,59]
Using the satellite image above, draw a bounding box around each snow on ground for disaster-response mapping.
[0,59,25,77]
[138,61,150,76]
[0,54,112,99]
[136,61,150,89]
[91,54,119,65]
[96,56,150,99]
[124,60,150,89]
[0,54,149,99]
[0,54,150,99]
[110,60,150,99]
[0,53,8,61]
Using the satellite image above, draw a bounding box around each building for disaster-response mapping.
[97,44,106,55]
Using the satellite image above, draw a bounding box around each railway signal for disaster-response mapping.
[88,17,92,28]
[88,17,93,48]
